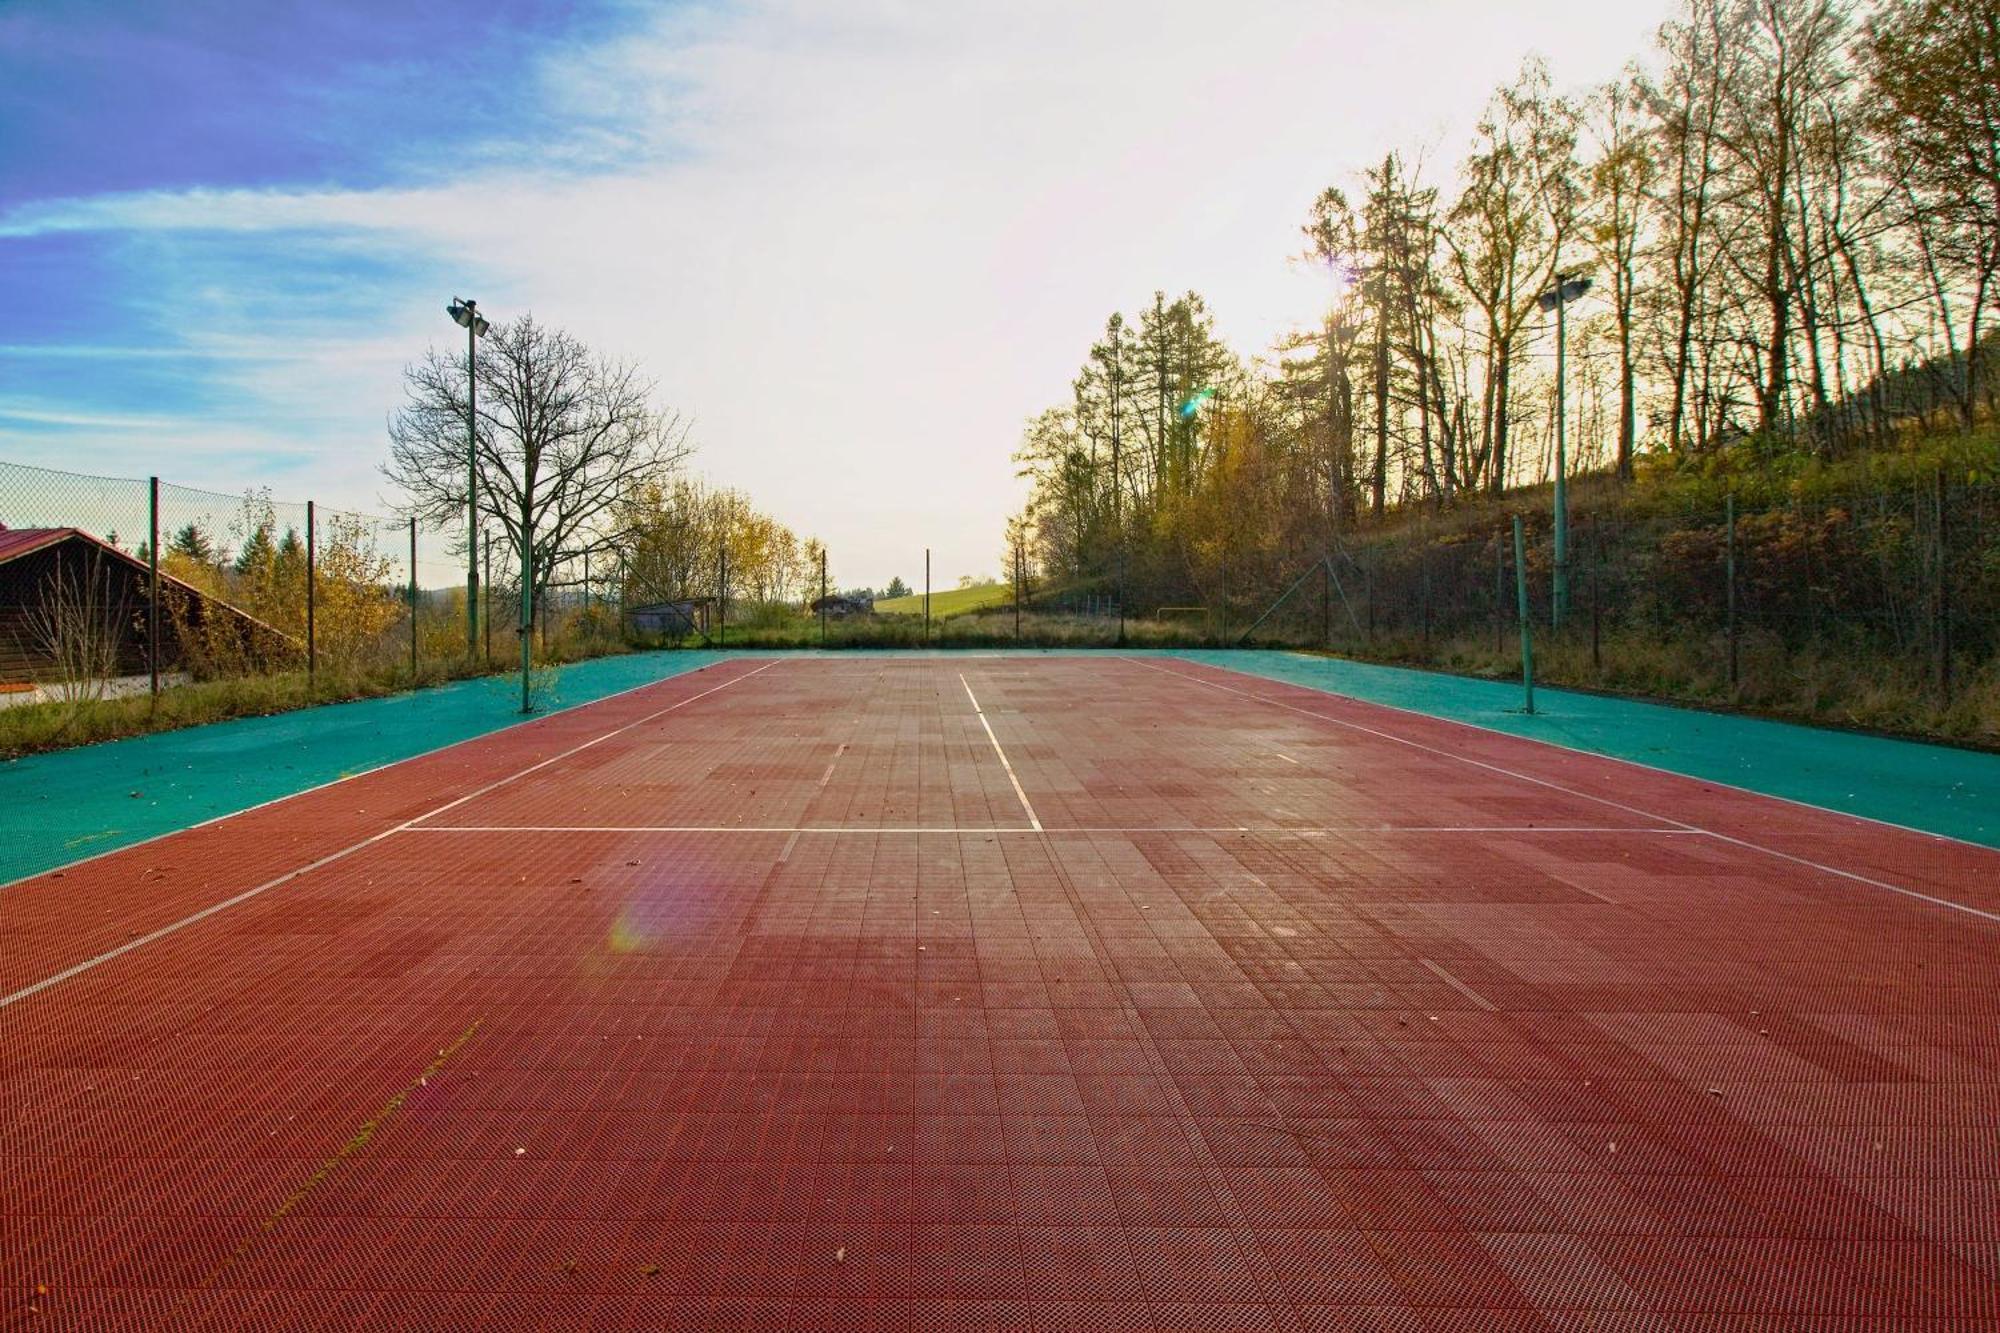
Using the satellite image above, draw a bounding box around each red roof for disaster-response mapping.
[0,524,299,646]
[0,526,86,566]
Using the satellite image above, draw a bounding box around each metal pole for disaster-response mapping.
[1588,526,1600,672]
[1513,515,1534,715]
[1364,562,1374,642]
[924,548,931,645]
[466,314,479,660]
[1936,469,1950,701]
[718,541,727,650]
[584,548,591,618]
[1321,555,1331,647]
[1552,275,1570,630]
[819,547,827,648]
[306,500,317,688]
[1725,494,1739,690]
[148,477,160,698]
[520,523,533,713]
[1218,551,1227,645]
[410,517,419,676]
[1494,531,1505,655]
[1014,544,1022,640]
[483,531,493,664]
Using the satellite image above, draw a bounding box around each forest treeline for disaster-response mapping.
[1010,0,1999,609]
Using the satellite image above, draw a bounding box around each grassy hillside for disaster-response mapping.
[874,582,1012,618]
[1240,425,2000,748]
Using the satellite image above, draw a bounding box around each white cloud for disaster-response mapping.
[5,0,1674,586]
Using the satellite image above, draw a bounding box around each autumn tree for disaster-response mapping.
[1868,0,2000,426]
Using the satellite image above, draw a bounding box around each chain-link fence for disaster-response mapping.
[1166,462,1997,732]
[0,459,588,700]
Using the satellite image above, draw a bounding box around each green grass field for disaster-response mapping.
[873,582,1012,617]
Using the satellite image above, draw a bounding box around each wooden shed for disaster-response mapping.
[0,525,291,686]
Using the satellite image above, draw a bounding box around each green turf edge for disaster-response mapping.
[1156,649,2000,851]
[0,651,738,886]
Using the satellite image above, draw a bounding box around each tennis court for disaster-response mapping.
[5,654,1997,1329]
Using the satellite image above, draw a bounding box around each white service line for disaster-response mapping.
[402,823,1703,835]
[0,659,781,1012]
[961,673,1042,831]
[1125,656,2000,927]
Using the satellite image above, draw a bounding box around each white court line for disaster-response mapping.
[960,673,1042,832]
[1125,656,2000,927]
[1420,958,1498,1012]
[402,824,1704,836]
[0,660,781,1012]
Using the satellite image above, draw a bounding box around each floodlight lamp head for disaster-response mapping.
[1537,276,1593,312]
[473,316,491,337]
[447,298,472,328]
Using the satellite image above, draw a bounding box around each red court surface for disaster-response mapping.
[4,654,1998,1330]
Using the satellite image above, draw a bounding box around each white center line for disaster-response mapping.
[959,673,1042,832]
[0,659,782,1013]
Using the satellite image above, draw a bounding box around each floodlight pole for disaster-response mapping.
[448,298,489,661]
[1537,272,1589,629]
[467,311,479,658]
[1553,277,1570,629]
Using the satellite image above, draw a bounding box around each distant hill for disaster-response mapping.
[874,582,1011,618]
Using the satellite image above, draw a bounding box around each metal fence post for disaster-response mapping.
[520,527,533,713]
[1513,515,1534,715]
[148,476,160,698]
[1321,555,1332,648]
[306,500,317,687]
[1420,526,1433,650]
[1725,494,1739,691]
[718,541,727,650]
[924,548,931,645]
[819,547,828,648]
[1218,551,1227,646]
[1014,545,1022,641]
[1364,560,1375,643]
[1936,468,1951,701]
[1589,525,1601,673]
[483,532,493,665]
[409,517,419,676]
[1493,530,1504,656]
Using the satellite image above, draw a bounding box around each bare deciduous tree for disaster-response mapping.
[385,314,692,624]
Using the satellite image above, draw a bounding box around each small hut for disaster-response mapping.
[0,525,291,689]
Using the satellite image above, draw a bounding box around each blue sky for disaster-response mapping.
[2,0,1673,586]
[1,1,658,505]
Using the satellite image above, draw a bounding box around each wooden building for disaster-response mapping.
[0,525,291,685]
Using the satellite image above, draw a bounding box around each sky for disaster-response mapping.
[1,0,1674,589]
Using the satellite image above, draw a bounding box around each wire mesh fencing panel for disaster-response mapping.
[1286,463,2000,724]
[0,459,510,698]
